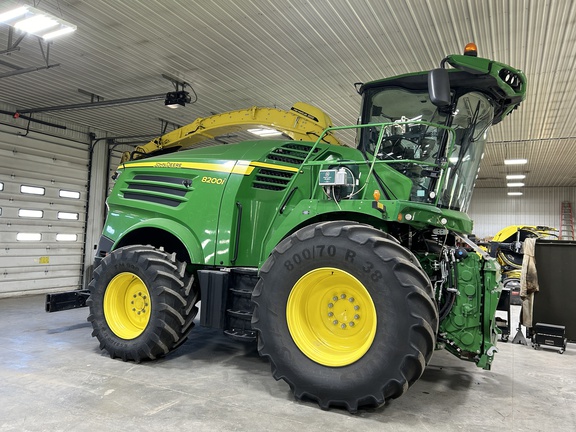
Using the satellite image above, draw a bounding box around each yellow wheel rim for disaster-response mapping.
[104,272,151,339]
[286,267,377,367]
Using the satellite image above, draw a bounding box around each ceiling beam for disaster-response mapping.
[15,93,167,114]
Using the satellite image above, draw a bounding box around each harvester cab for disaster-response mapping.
[354,43,525,213]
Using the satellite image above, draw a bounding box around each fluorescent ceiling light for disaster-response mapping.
[506,174,526,180]
[15,15,58,32]
[43,26,76,40]
[0,5,76,39]
[504,158,527,165]
[508,192,523,196]
[507,182,525,187]
[0,6,28,22]
[248,128,283,137]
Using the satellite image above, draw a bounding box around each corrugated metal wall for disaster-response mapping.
[468,187,576,239]
[0,127,89,296]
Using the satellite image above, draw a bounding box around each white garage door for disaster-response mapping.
[0,130,88,296]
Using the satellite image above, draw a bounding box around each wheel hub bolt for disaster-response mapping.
[333,296,338,302]
[349,322,355,327]
[354,314,360,320]
[354,305,360,311]
[328,312,334,317]
[328,303,333,308]
[333,320,338,325]
[340,323,346,329]
[340,294,346,299]
[349,297,354,302]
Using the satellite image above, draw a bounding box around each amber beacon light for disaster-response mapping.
[464,43,478,57]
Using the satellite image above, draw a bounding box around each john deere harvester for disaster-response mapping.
[49,44,526,411]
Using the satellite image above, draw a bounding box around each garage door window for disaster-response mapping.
[59,189,81,199]
[56,233,77,242]
[58,211,79,220]
[18,209,44,218]
[17,233,42,241]
[21,185,45,195]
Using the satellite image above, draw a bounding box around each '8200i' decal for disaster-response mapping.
[201,176,225,185]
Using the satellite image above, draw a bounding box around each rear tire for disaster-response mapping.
[252,221,438,412]
[87,245,199,361]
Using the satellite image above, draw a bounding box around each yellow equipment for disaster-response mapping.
[120,102,342,164]
[491,225,558,304]
[493,225,558,274]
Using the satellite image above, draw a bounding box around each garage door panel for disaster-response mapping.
[0,154,88,183]
[0,131,88,296]
[0,198,87,214]
[0,219,86,229]
[0,243,83,253]
[3,250,82,269]
[0,218,86,231]
[0,276,83,295]
[0,226,84,239]
[0,168,89,191]
[2,262,83,275]
[0,139,88,164]
[0,152,88,178]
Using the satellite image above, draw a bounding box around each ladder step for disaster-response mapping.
[560,201,574,240]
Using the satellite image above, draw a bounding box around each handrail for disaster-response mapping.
[259,121,455,262]
[300,121,456,204]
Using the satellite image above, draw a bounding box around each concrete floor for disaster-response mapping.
[1,295,575,432]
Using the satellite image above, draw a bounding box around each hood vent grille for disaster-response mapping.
[266,143,318,165]
[252,168,295,191]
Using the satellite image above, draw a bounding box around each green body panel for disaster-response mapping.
[106,212,206,263]
[439,254,501,370]
[105,138,475,267]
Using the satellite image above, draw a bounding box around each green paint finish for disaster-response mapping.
[97,49,526,375]
[439,253,501,369]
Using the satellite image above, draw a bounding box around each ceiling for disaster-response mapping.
[1,0,575,188]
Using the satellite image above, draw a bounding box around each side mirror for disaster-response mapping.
[428,68,451,107]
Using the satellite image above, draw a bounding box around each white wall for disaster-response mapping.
[468,187,576,239]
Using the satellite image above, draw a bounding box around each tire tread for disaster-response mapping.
[252,221,438,411]
[87,245,199,362]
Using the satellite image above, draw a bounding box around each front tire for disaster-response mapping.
[87,245,199,361]
[252,221,438,412]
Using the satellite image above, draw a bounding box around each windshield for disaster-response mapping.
[359,87,449,202]
[438,92,494,211]
[359,87,494,211]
